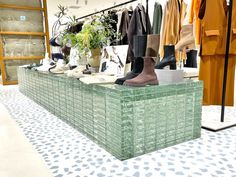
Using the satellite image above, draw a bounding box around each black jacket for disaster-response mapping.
[127,4,152,62]
[118,8,133,45]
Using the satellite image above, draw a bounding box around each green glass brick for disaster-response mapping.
[18,67,203,160]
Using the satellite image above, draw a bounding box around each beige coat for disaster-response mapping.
[160,0,187,60]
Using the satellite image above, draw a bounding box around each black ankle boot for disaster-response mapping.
[155,45,176,70]
[184,50,197,68]
[115,35,147,85]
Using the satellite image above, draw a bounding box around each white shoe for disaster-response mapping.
[79,74,117,84]
[66,65,87,78]
[49,60,70,74]
[36,53,54,72]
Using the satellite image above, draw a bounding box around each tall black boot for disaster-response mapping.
[115,35,147,85]
[184,50,197,68]
[155,45,176,70]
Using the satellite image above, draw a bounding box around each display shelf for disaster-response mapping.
[18,67,203,160]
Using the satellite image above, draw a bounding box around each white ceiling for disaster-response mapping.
[46,0,142,36]
[47,0,138,18]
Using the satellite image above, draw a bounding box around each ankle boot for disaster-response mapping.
[155,45,176,69]
[184,50,198,68]
[175,25,195,51]
[115,35,147,85]
[124,57,158,86]
[124,35,159,87]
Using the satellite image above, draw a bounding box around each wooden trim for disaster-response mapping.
[0,31,46,36]
[2,80,18,85]
[42,0,51,56]
[0,4,44,11]
[0,38,7,84]
[2,56,44,60]
[0,60,7,84]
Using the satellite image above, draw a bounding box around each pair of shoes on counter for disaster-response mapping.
[116,34,159,87]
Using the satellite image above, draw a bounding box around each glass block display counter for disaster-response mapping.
[18,67,203,160]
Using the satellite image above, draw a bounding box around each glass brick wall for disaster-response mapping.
[18,67,203,160]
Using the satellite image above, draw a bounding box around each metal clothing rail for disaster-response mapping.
[221,0,234,122]
[76,0,138,20]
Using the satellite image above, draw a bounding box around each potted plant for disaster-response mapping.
[61,14,118,68]
[77,15,117,68]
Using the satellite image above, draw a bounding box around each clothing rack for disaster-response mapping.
[221,0,234,123]
[76,0,138,20]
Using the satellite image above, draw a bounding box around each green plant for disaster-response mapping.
[62,14,118,53]
[76,19,106,50]
[62,32,77,47]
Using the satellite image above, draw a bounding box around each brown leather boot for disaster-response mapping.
[124,34,159,87]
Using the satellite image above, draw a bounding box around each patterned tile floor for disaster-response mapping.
[0,86,236,177]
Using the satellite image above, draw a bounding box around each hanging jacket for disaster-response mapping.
[152,2,163,35]
[159,0,182,58]
[127,4,152,63]
[189,0,201,45]
[199,0,228,55]
[118,8,133,45]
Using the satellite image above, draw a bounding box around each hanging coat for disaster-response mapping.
[199,0,228,56]
[160,0,187,60]
[189,0,201,45]
[152,2,163,35]
[198,0,236,106]
[118,8,133,45]
[127,4,151,63]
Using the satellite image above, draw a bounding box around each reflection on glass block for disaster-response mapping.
[5,60,40,81]
[2,35,45,57]
[0,9,44,32]
[18,67,203,160]
[0,0,42,7]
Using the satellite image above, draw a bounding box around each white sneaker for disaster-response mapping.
[66,65,87,78]
[80,74,117,84]
[36,53,54,72]
[49,60,70,74]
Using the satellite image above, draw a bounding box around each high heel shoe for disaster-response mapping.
[155,45,176,70]
[175,25,195,51]
[184,50,198,68]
